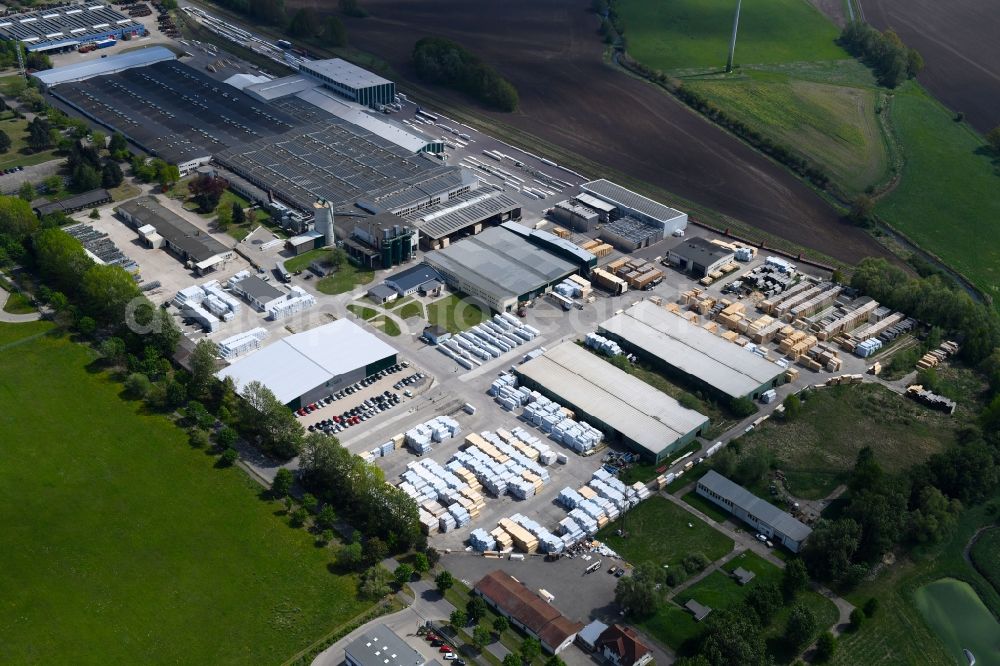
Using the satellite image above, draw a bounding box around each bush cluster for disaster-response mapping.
[412,37,519,112]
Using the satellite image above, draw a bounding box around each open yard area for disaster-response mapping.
[733,383,957,499]
[0,322,371,664]
[598,496,733,569]
[316,263,375,295]
[875,82,1000,308]
[617,0,845,72]
[426,293,487,334]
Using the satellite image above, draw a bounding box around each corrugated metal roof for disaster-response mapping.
[33,45,175,86]
[581,179,685,224]
[515,342,708,457]
[300,58,391,89]
[406,190,520,239]
[599,300,785,399]
[217,320,397,404]
[698,470,812,542]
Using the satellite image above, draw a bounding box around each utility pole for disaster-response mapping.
[726,0,742,73]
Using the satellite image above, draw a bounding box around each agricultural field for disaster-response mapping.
[732,383,957,500]
[875,83,1000,308]
[0,323,371,664]
[597,496,733,569]
[685,64,889,194]
[616,0,845,72]
[831,507,1000,666]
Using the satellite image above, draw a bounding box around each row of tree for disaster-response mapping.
[412,37,519,112]
[838,22,923,88]
[850,258,1000,364]
[802,441,997,588]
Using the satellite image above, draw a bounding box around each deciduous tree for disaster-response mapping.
[435,570,454,594]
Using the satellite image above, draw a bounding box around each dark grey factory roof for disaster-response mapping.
[698,470,812,542]
[367,283,398,302]
[403,190,521,239]
[216,121,473,214]
[117,197,230,263]
[0,4,138,48]
[672,236,733,265]
[300,58,392,89]
[49,60,301,165]
[423,226,578,303]
[384,264,442,294]
[34,188,110,216]
[344,624,424,666]
[234,275,284,302]
[581,179,685,224]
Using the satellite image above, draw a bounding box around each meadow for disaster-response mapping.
[0,322,370,664]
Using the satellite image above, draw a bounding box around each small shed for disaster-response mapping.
[367,284,398,305]
[731,567,756,586]
[684,599,712,622]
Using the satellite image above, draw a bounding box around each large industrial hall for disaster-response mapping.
[514,342,709,462]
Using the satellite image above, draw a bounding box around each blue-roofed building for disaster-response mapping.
[384,264,443,296]
[1,4,144,53]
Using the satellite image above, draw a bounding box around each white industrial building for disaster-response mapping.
[344,625,424,666]
[217,320,398,408]
[298,58,396,109]
[580,179,688,236]
[599,300,786,402]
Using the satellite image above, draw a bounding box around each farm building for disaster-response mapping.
[599,300,786,402]
[667,237,735,277]
[423,224,591,312]
[115,197,233,274]
[344,625,424,666]
[580,179,687,236]
[474,570,584,654]
[513,342,709,463]
[217,320,398,409]
[298,58,396,109]
[0,3,143,53]
[696,470,812,552]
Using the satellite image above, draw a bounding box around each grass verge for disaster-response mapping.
[370,315,401,337]
[347,303,378,320]
[2,290,35,314]
[316,264,375,295]
[426,293,487,333]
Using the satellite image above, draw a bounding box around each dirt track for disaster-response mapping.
[297,0,893,265]
[860,0,1000,135]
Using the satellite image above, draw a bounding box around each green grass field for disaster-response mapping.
[685,63,889,194]
[734,384,956,499]
[347,303,378,320]
[394,300,425,320]
[598,496,733,569]
[370,315,401,337]
[426,294,487,333]
[0,322,371,664]
[0,116,62,169]
[830,507,1000,666]
[969,528,1000,597]
[2,290,35,314]
[642,551,838,659]
[617,0,845,72]
[876,83,1000,307]
[285,248,337,273]
[682,488,733,523]
[316,264,375,295]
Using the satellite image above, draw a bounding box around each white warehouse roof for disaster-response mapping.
[515,342,708,458]
[300,58,392,89]
[33,45,176,86]
[217,319,397,404]
[599,300,785,400]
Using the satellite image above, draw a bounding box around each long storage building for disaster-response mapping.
[217,320,397,409]
[513,342,709,463]
[599,300,785,403]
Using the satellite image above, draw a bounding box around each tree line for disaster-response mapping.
[850,258,1000,365]
[412,37,519,112]
[838,22,923,89]
[201,0,350,48]
[616,53,831,191]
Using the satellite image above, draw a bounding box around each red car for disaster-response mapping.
[425,634,437,642]
[439,646,453,654]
